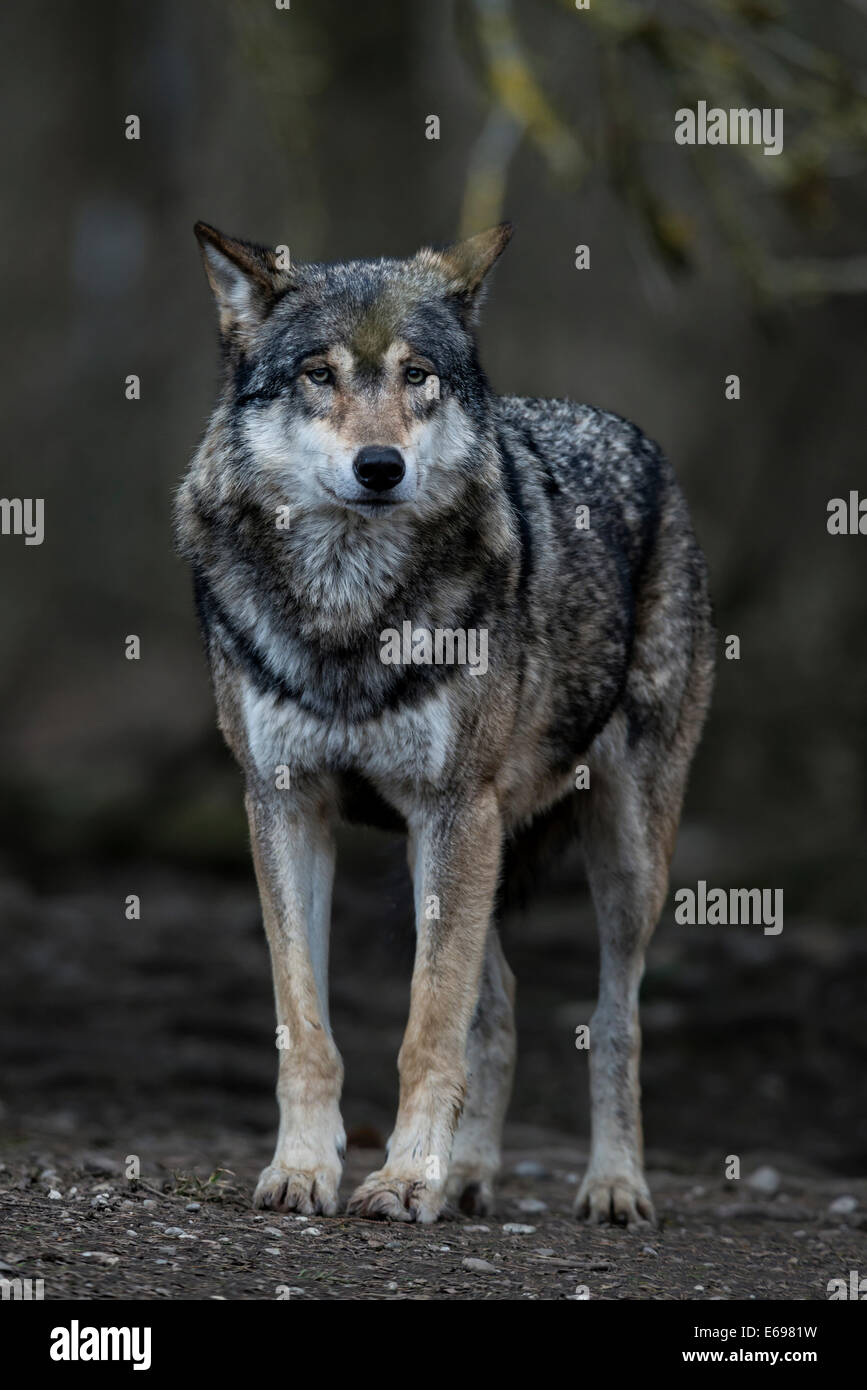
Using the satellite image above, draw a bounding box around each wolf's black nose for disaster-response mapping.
[353,446,405,493]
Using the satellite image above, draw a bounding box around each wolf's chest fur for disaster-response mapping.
[239,670,459,793]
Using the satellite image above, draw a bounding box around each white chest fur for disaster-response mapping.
[240,674,454,791]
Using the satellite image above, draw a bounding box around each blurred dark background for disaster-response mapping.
[1,0,865,1177]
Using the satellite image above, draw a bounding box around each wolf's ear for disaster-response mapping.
[194,222,293,342]
[429,223,513,316]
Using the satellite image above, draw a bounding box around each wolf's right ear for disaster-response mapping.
[423,223,513,322]
[194,222,294,343]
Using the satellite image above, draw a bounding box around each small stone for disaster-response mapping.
[829,1195,857,1215]
[642,1246,659,1257]
[185,1202,201,1213]
[48,1190,62,1201]
[502,1223,536,1235]
[81,1251,119,1265]
[462,1257,497,1273]
[264,1247,281,1256]
[512,1160,549,1179]
[747,1166,780,1197]
[464,1224,489,1233]
[302,1226,321,1236]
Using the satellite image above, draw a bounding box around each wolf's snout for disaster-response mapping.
[353,446,405,494]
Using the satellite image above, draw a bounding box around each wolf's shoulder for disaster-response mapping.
[493,394,689,589]
[495,395,668,489]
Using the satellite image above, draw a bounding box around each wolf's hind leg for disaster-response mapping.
[447,927,516,1215]
[575,712,688,1227]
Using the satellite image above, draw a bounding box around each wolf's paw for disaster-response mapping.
[575,1172,654,1227]
[253,1163,340,1216]
[446,1166,496,1216]
[346,1171,444,1224]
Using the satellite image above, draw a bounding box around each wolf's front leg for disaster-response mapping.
[246,789,346,1215]
[348,788,502,1223]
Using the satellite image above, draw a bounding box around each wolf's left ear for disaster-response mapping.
[194,222,294,343]
[429,223,513,317]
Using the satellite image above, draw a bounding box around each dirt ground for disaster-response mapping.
[1,830,865,1301]
[2,1134,866,1301]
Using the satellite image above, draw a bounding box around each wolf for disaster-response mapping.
[175,220,715,1226]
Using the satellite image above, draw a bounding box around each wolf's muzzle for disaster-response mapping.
[353,446,405,494]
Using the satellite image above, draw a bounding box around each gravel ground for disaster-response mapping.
[2,1134,866,1300]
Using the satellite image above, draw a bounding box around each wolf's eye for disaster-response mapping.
[405,366,427,385]
[306,367,334,385]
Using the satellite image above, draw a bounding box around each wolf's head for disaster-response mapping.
[194,221,511,522]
